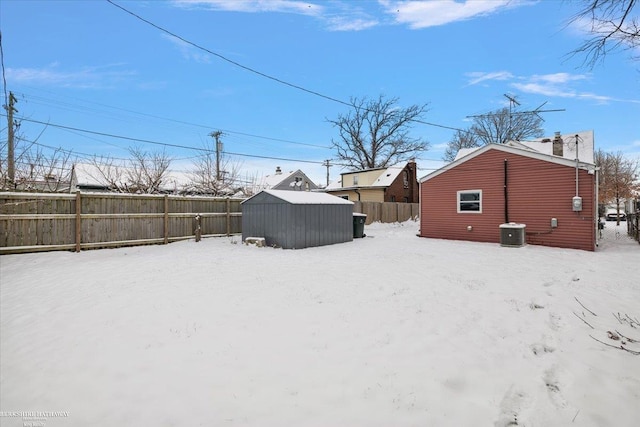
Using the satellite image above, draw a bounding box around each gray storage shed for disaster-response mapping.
[242,189,354,249]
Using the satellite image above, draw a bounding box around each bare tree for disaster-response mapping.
[443,106,544,161]
[568,0,639,68]
[17,146,75,192]
[595,149,639,224]
[471,107,545,145]
[328,95,430,170]
[83,147,171,193]
[85,155,128,192]
[126,146,171,193]
[442,129,481,162]
[1,118,75,192]
[188,139,243,196]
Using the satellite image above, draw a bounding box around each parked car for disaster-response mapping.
[606,210,626,221]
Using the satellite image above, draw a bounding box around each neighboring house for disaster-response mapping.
[252,167,319,194]
[9,174,72,193]
[70,163,192,194]
[420,133,598,251]
[324,160,419,203]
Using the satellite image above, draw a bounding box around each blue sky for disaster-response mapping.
[1,0,639,185]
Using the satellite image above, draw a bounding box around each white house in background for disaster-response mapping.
[251,167,319,194]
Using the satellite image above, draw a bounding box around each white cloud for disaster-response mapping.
[171,0,323,16]
[161,34,212,63]
[463,70,640,104]
[466,71,514,86]
[380,0,531,29]
[171,0,378,32]
[529,73,588,84]
[510,73,622,103]
[7,63,135,89]
[325,16,379,32]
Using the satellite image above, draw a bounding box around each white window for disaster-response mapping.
[353,175,359,185]
[457,190,482,213]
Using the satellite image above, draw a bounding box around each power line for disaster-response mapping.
[107,0,353,108]
[4,115,327,165]
[14,89,330,149]
[105,1,481,138]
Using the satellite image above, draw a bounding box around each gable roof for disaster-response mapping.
[371,166,405,187]
[242,189,353,205]
[254,169,317,191]
[421,143,596,183]
[260,169,296,188]
[453,130,595,164]
[327,162,410,190]
[515,130,595,164]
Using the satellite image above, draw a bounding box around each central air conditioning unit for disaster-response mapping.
[499,223,526,247]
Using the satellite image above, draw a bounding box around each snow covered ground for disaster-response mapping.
[1,221,639,426]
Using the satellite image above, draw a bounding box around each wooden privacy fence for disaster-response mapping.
[352,201,419,224]
[0,192,243,254]
[0,192,419,254]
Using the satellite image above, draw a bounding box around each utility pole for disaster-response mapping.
[323,159,332,187]
[4,91,17,187]
[209,130,223,181]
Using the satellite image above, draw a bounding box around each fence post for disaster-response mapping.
[163,194,169,245]
[75,190,81,252]
[194,214,201,242]
[226,197,231,236]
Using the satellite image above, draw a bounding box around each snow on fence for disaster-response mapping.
[0,192,243,254]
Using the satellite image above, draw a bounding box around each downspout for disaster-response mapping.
[355,188,361,201]
[504,159,509,223]
[575,135,579,197]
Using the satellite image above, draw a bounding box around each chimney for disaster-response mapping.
[275,166,282,174]
[552,132,563,156]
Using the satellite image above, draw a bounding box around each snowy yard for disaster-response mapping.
[1,221,639,426]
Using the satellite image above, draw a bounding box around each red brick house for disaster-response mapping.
[419,142,598,251]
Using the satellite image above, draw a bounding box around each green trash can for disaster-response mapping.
[353,213,367,238]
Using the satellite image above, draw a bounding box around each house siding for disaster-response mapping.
[420,149,596,251]
[271,171,318,191]
[385,163,419,203]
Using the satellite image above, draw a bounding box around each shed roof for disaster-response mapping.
[242,189,353,205]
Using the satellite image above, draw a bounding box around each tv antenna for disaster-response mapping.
[466,94,565,142]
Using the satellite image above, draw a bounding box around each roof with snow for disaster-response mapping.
[328,162,411,191]
[242,189,353,205]
[453,130,595,163]
[72,162,192,192]
[371,166,405,187]
[422,141,597,183]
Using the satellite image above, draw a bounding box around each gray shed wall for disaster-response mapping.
[242,196,353,249]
